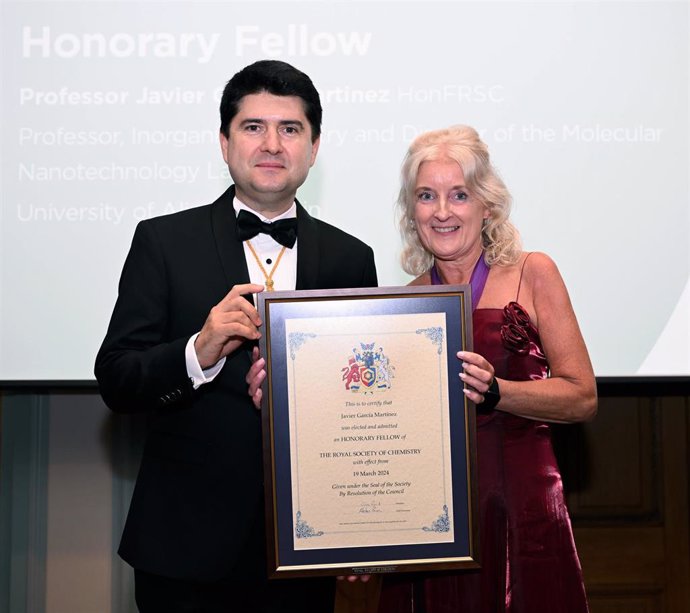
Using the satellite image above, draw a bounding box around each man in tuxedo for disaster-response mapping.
[95,60,378,613]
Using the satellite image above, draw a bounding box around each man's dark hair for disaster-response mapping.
[219,60,322,142]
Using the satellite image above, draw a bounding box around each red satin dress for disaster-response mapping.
[377,303,589,613]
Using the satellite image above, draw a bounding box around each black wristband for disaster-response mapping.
[481,378,501,410]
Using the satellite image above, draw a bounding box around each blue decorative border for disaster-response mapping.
[288,323,453,539]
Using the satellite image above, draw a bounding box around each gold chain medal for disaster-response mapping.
[245,241,287,292]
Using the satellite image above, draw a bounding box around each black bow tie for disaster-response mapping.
[235,209,298,248]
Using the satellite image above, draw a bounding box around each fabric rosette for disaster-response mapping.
[500,302,532,355]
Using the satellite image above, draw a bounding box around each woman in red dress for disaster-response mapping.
[377,125,597,613]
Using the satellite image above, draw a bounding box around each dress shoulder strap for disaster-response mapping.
[515,252,533,302]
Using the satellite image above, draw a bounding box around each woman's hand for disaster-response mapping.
[246,346,266,410]
[457,350,496,405]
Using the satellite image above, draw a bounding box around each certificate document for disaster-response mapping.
[259,286,478,577]
[286,312,453,550]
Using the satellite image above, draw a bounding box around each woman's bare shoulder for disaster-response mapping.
[521,251,563,289]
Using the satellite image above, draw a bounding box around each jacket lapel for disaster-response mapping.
[295,201,319,290]
[210,185,252,292]
[210,186,255,369]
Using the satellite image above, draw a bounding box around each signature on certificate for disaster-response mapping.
[358,501,383,514]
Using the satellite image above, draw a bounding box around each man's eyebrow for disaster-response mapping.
[239,118,305,127]
[278,119,305,129]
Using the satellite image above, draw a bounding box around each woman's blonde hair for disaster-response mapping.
[398,125,521,276]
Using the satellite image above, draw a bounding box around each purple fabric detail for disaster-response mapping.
[430,254,490,311]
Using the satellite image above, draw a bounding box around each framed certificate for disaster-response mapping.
[257,285,479,578]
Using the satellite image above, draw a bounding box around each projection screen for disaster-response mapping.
[1,0,688,382]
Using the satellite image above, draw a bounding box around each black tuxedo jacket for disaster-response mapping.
[95,186,378,581]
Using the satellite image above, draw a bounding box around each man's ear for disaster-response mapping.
[219,131,230,165]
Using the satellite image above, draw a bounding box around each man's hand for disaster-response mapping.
[246,346,266,410]
[194,283,265,369]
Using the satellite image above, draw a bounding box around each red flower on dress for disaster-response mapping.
[500,302,531,355]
